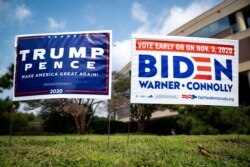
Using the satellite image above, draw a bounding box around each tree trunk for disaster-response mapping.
[80,113,87,134]
[74,113,88,134]
[74,116,81,134]
[137,112,146,132]
[138,119,146,132]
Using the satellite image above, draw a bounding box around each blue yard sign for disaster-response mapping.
[14,31,112,101]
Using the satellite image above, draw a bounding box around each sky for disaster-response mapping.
[0,0,222,103]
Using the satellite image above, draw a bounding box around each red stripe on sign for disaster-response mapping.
[192,57,210,62]
[193,75,212,80]
[16,90,48,95]
[182,95,189,98]
[105,33,110,94]
[197,66,211,71]
[65,90,107,93]
[135,39,235,56]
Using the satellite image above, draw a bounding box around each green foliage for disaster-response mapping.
[144,117,179,135]
[87,116,108,134]
[0,64,24,135]
[176,105,250,135]
[0,135,249,166]
[0,110,35,135]
[130,104,156,132]
[87,116,137,134]
[0,98,23,134]
[38,104,250,135]
[40,113,132,135]
[113,75,130,93]
[0,64,14,92]
[0,98,13,112]
[40,110,76,134]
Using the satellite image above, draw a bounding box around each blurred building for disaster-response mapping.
[114,0,250,121]
[169,0,250,105]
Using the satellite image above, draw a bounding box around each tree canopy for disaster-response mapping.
[0,64,14,92]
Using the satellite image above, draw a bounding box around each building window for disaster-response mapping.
[243,6,250,28]
[189,16,235,38]
[229,14,238,34]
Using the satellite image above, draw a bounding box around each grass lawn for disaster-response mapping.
[0,134,249,166]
